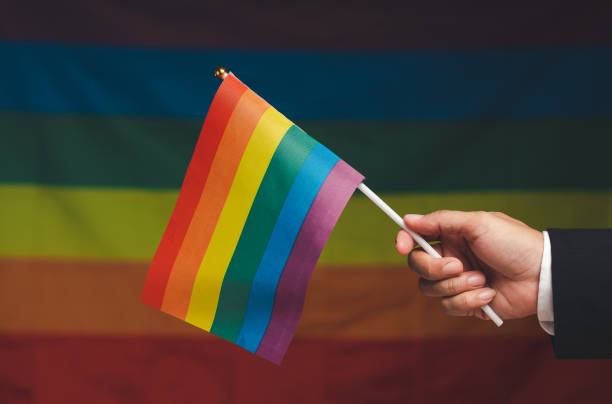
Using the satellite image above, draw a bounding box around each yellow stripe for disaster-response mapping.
[184,108,292,330]
[0,185,175,261]
[1,186,611,264]
[322,190,612,264]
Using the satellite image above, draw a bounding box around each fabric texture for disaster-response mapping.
[142,74,364,363]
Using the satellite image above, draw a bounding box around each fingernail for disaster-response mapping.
[468,274,484,286]
[442,262,461,275]
[479,290,495,301]
[404,214,423,221]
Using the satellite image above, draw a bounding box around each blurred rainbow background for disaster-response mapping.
[1,1,612,403]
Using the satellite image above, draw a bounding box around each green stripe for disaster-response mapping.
[210,127,317,341]
[312,120,612,192]
[1,113,196,189]
[4,112,612,191]
[1,185,610,264]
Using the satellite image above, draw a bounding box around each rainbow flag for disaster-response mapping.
[142,73,364,363]
[4,3,612,401]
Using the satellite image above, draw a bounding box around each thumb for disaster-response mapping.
[404,210,485,240]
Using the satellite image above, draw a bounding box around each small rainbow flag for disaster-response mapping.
[142,72,364,364]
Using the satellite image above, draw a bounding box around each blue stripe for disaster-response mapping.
[236,144,339,352]
[1,42,611,119]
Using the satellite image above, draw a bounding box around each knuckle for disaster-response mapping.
[406,250,414,265]
[440,299,451,313]
[417,278,427,293]
[436,209,451,218]
[409,251,433,279]
[446,277,459,295]
[469,211,492,238]
[424,259,435,279]
[407,252,418,273]
[419,279,435,297]
[461,293,471,309]
[474,211,489,222]
[489,211,512,222]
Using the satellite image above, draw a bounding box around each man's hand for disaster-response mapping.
[395,211,543,320]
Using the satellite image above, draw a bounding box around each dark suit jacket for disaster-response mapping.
[548,229,612,358]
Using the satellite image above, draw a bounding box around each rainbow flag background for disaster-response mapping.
[142,73,364,363]
[2,1,612,403]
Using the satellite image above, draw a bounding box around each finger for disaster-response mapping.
[395,230,414,255]
[418,271,486,297]
[401,214,436,242]
[431,243,443,256]
[440,288,496,316]
[408,249,463,280]
[404,210,488,241]
[397,229,442,255]
[474,309,489,321]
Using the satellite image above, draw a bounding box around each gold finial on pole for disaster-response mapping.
[214,67,228,80]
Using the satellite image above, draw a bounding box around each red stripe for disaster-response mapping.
[2,336,611,403]
[141,75,247,309]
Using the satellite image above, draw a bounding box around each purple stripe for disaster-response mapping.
[256,160,364,364]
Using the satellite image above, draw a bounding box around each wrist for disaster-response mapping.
[518,227,543,317]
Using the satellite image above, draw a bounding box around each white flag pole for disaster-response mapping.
[357,183,503,327]
[213,67,502,327]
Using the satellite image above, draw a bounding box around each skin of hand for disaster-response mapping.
[395,211,544,320]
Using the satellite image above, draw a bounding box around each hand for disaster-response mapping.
[395,211,543,320]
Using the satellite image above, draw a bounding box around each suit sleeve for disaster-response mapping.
[547,229,612,358]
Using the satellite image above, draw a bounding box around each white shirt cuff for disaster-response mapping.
[537,230,554,335]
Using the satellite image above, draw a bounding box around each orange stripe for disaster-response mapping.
[142,74,247,309]
[161,90,269,319]
[0,259,541,338]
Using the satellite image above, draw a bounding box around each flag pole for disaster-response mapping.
[213,67,502,327]
[214,66,229,80]
[356,183,503,326]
